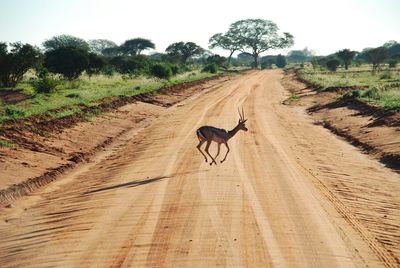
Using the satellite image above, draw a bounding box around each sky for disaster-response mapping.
[0,0,399,56]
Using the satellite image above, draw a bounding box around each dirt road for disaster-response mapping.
[1,70,399,267]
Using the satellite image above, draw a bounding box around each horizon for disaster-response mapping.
[0,0,399,56]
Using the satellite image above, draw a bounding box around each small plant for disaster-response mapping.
[288,94,300,100]
[379,71,392,80]
[0,139,14,148]
[5,105,25,118]
[342,90,361,99]
[202,63,218,73]
[65,93,80,98]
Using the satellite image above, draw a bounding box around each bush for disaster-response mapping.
[261,61,272,69]
[379,71,392,80]
[361,87,380,99]
[44,46,89,80]
[109,55,152,75]
[275,54,287,68]
[32,66,59,94]
[150,63,172,80]
[326,59,340,72]
[202,63,218,73]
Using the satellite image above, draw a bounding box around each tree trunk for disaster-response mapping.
[227,51,234,67]
[253,53,259,69]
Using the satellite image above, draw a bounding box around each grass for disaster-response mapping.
[298,66,400,89]
[0,69,220,124]
[0,139,14,148]
[297,65,400,110]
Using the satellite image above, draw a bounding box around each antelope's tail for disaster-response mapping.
[196,128,206,140]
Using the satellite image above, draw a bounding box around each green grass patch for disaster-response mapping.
[0,139,14,148]
[0,70,220,125]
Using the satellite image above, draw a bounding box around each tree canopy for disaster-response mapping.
[119,38,155,56]
[208,33,240,66]
[44,47,90,80]
[227,19,294,68]
[88,39,117,55]
[165,42,204,63]
[42,34,89,51]
[336,49,356,70]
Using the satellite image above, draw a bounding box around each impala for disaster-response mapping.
[196,108,248,165]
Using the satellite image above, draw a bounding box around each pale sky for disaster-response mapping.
[0,0,399,56]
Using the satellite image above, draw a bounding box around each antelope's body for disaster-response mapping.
[196,108,248,165]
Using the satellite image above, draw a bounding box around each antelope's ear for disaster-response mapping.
[243,119,247,123]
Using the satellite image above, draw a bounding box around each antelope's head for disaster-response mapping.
[238,107,248,132]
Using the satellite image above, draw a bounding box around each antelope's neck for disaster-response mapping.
[227,125,241,140]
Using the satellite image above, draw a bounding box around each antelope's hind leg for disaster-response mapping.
[205,140,217,166]
[196,140,208,162]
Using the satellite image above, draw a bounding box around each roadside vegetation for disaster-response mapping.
[290,41,400,110]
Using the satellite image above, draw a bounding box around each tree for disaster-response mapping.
[326,59,340,72]
[88,39,117,55]
[336,49,356,70]
[119,38,155,56]
[44,47,89,79]
[165,42,204,63]
[42,34,89,51]
[275,54,287,68]
[109,55,152,75]
[366,47,387,73]
[208,33,240,66]
[86,53,107,77]
[0,42,41,87]
[227,19,294,68]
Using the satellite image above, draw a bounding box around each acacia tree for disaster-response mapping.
[228,19,294,68]
[336,49,356,70]
[165,42,204,63]
[366,47,387,73]
[42,34,89,51]
[208,33,240,66]
[88,39,117,55]
[119,38,155,56]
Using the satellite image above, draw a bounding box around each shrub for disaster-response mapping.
[261,61,272,69]
[275,54,287,68]
[109,55,152,75]
[32,66,59,94]
[150,63,172,80]
[169,64,179,75]
[202,63,218,73]
[326,59,340,72]
[361,87,380,98]
[342,90,361,99]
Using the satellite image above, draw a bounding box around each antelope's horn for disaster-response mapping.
[238,108,242,121]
